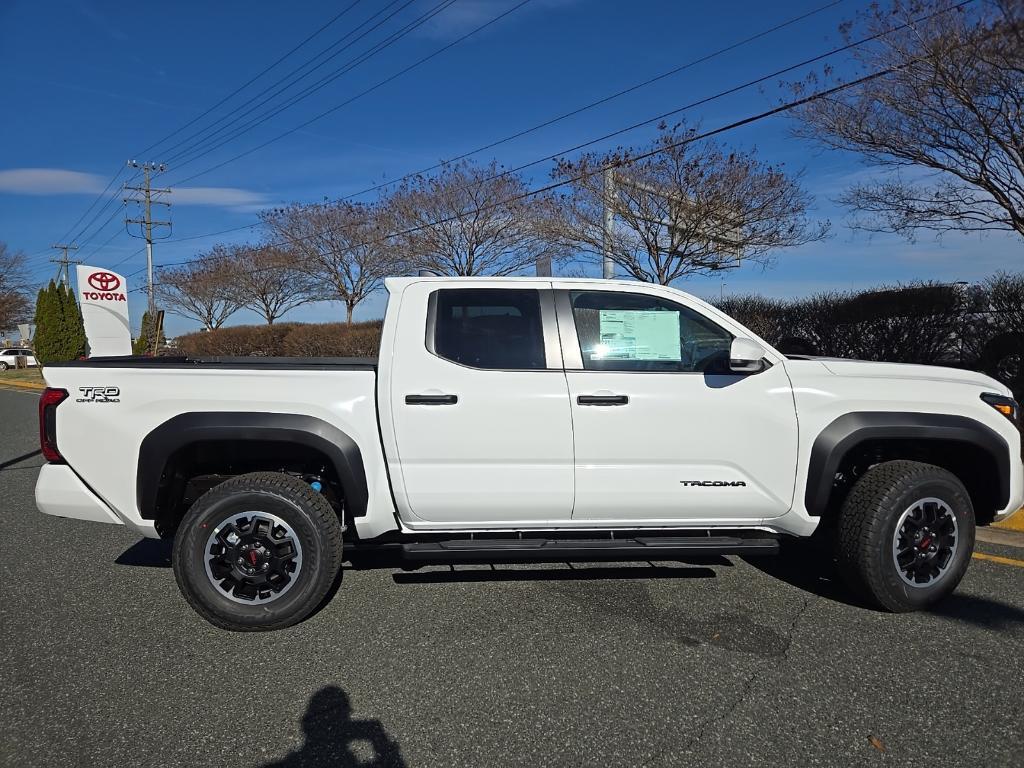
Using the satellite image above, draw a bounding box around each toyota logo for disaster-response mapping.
[87,272,121,291]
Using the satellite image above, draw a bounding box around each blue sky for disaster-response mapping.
[1,0,1020,336]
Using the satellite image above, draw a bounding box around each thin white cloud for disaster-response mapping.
[171,186,270,209]
[0,168,104,195]
[417,0,581,40]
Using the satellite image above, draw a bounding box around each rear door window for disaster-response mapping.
[432,288,546,370]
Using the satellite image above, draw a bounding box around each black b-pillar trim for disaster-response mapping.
[137,412,369,520]
[805,411,1010,516]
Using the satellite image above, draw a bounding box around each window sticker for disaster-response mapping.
[594,310,681,361]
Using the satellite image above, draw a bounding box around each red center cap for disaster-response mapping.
[248,550,259,565]
[919,536,932,550]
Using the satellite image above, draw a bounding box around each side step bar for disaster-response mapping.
[397,535,779,564]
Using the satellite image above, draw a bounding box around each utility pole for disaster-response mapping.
[50,244,81,287]
[124,161,171,317]
[601,166,746,283]
[602,167,616,280]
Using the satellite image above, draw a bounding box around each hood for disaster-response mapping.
[816,358,1011,396]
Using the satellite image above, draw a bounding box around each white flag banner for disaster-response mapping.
[76,265,132,357]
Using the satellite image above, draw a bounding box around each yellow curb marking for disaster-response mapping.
[972,552,1024,568]
[992,508,1024,533]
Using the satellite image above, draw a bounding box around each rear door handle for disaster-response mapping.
[405,394,458,405]
[577,394,629,406]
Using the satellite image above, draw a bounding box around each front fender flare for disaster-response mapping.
[804,411,1010,515]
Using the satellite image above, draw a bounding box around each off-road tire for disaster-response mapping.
[0,362,8,371]
[172,472,344,631]
[836,460,974,612]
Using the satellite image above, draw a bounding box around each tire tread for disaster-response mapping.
[172,472,344,632]
[836,459,973,612]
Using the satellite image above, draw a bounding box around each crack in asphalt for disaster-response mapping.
[641,593,815,767]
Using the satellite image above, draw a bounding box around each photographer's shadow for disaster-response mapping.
[262,686,407,768]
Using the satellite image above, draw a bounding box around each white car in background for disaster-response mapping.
[0,348,37,369]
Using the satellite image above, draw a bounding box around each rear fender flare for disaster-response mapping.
[136,412,368,520]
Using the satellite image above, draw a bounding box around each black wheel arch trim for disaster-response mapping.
[137,412,369,520]
[805,411,1010,516]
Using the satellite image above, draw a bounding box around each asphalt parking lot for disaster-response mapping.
[1,386,1022,768]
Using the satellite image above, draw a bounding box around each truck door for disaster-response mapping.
[554,285,798,525]
[386,282,574,525]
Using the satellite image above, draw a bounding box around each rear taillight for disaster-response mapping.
[39,387,68,463]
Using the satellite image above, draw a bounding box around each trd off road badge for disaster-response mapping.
[76,386,120,403]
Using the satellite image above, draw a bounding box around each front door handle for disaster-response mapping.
[577,394,629,406]
[405,394,458,405]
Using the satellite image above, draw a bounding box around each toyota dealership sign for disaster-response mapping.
[83,271,127,300]
[76,265,131,356]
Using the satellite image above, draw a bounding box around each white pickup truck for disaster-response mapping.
[35,277,1023,630]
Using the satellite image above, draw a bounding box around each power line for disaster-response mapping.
[167,0,459,169]
[37,3,365,265]
[79,222,129,263]
[166,0,537,186]
[160,0,421,165]
[22,166,135,269]
[155,0,964,256]
[336,0,849,204]
[53,165,126,246]
[135,1,364,158]
[148,0,851,248]
[135,63,906,282]
[75,196,128,251]
[108,246,148,271]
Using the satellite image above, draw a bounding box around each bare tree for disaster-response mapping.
[0,242,31,332]
[387,160,567,276]
[156,247,245,331]
[261,201,398,324]
[792,0,1024,238]
[553,123,828,284]
[227,243,322,325]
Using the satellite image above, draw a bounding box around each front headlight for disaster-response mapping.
[981,392,1020,426]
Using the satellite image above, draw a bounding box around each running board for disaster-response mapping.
[397,535,779,564]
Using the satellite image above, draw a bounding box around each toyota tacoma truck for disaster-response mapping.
[35,277,1023,631]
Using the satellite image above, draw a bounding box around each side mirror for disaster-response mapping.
[729,337,766,373]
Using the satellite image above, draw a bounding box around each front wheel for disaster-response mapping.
[836,460,974,612]
[0,362,8,371]
[172,472,345,631]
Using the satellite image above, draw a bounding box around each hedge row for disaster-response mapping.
[715,275,1023,365]
[174,321,383,358]
[713,273,1023,397]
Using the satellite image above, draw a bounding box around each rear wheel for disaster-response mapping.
[836,460,974,612]
[172,472,344,631]
[0,361,8,371]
